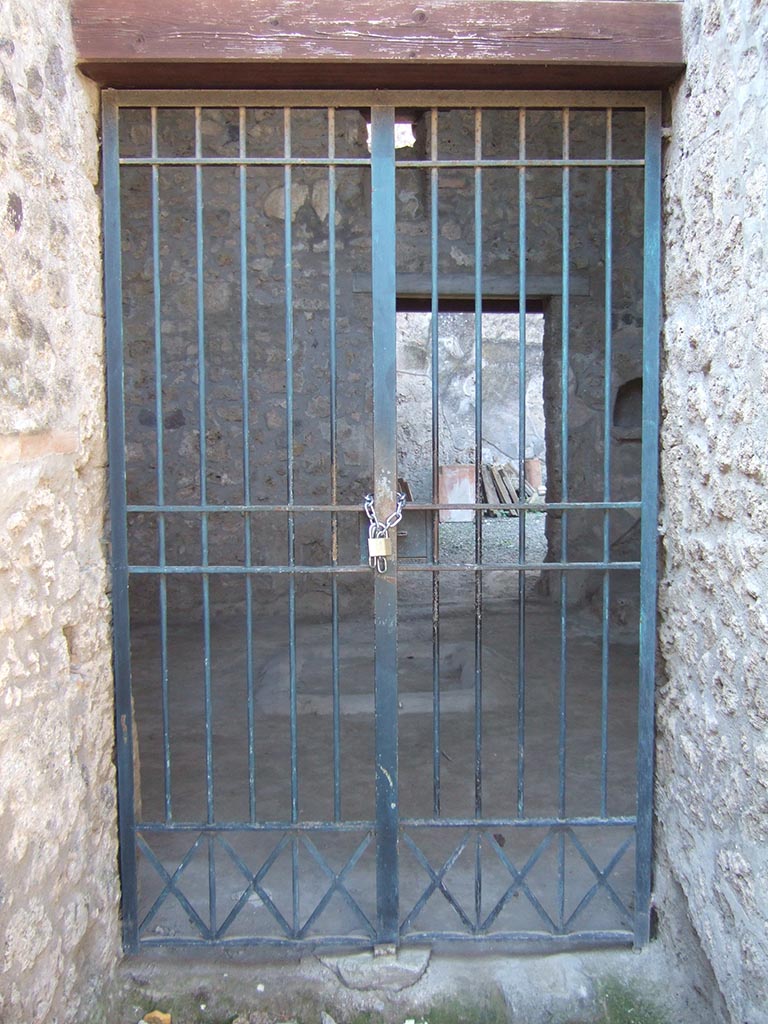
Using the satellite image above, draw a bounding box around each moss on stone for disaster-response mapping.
[592,978,668,1024]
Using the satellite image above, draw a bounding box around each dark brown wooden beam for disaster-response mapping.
[76,60,683,92]
[72,1,684,91]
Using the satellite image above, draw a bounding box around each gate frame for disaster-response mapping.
[103,89,661,954]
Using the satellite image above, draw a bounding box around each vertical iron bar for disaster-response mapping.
[328,108,342,823]
[474,109,484,926]
[557,109,571,937]
[239,107,257,823]
[195,107,216,936]
[195,108,213,821]
[559,110,570,822]
[473,110,483,823]
[283,107,300,936]
[150,107,172,823]
[601,111,614,818]
[636,96,662,948]
[103,93,139,953]
[517,108,527,818]
[371,106,399,945]
[430,108,441,817]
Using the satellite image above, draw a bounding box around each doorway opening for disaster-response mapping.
[396,308,547,592]
[105,94,660,952]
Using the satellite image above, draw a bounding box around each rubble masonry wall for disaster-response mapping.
[657,0,768,1021]
[119,106,645,620]
[0,1,119,1021]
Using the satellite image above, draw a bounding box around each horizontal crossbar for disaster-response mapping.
[136,816,636,832]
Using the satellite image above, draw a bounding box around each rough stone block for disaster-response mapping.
[17,429,78,459]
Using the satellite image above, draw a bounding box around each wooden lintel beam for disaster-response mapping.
[71,1,684,89]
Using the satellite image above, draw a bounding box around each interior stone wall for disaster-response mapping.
[0,2,119,1021]
[657,0,768,1021]
[120,106,646,619]
[120,107,375,622]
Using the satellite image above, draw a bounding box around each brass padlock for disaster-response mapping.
[367,535,392,559]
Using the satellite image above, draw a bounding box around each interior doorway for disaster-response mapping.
[104,92,661,952]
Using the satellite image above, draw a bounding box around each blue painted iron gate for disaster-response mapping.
[104,91,661,953]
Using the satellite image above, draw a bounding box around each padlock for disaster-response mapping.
[367,535,392,559]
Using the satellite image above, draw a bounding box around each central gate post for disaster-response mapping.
[370,106,399,945]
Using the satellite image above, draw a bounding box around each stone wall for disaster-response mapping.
[120,106,646,619]
[657,0,768,1021]
[0,2,119,1021]
[120,107,375,622]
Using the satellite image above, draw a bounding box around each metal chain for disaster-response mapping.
[363,492,406,573]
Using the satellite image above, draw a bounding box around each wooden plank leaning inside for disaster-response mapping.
[71,0,684,91]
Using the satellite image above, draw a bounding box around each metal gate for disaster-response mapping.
[104,90,661,952]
